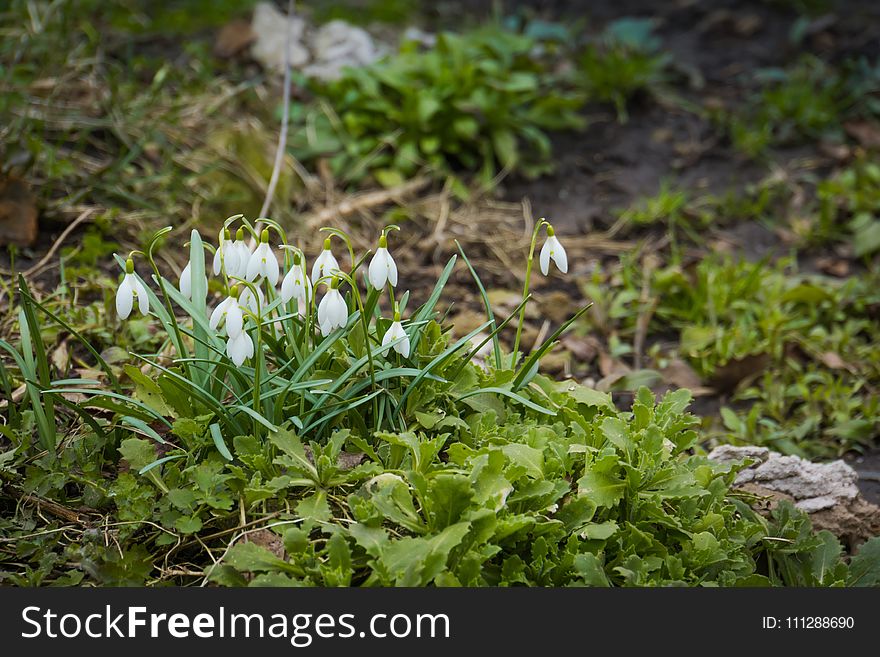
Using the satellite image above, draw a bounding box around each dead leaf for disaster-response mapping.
[0,174,38,246]
[819,351,847,370]
[243,529,286,560]
[539,350,569,374]
[844,120,880,150]
[488,289,526,317]
[214,19,256,58]
[599,351,630,378]
[816,256,850,278]
[660,358,703,389]
[51,341,69,375]
[818,140,851,162]
[561,334,600,363]
[709,353,770,393]
[537,290,575,323]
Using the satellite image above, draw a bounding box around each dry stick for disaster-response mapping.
[24,208,95,278]
[254,0,295,239]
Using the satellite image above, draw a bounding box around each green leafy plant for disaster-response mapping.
[288,28,586,187]
[720,56,880,157]
[816,157,880,257]
[3,211,878,585]
[578,18,672,122]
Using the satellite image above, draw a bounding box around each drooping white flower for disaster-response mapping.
[209,288,243,337]
[226,330,254,366]
[539,224,568,276]
[311,238,340,283]
[116,259,149,320]
[246,229,279,285]
[239,285,264,315]
[180,262,193,299]
[367,234,398,290]
[317,279,348,336]
[280,253,312,316]
[381,314,410,358]
[179,260,207,301]
[230,228,252,279]
[213,228,238,276]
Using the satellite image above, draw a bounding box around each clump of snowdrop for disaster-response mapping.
[107,214,582,450]
[116,258,149,319]
[368,233,398,290]
[111,215,575,426]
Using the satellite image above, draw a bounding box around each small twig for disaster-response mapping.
[22,208,95,278]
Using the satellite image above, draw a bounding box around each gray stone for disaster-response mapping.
[708,445,880,548]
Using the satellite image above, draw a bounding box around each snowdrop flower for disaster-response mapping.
[368,233,398,290]
[209,287,244,337]
[179,258,207,301]
[179,262,193,299]
[116,259,149,320]
[213,228,238,276]
[230,228,251,279]
[317,278,348,336]
[226,330,254,367]
[280,252,312,315]
[239,285,264,315]
[539,224,568,276]
[246,229,279,285]
[381,311,410,358]
[312,238,340,283]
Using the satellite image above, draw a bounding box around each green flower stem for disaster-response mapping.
[511,220,548,365]
[352,286,379,432]
[143,238,192,380]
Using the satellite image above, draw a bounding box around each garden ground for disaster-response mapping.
[1,0,879,585]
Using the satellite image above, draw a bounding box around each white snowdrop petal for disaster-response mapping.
[116,276,134,319]
[387,253,398,287]
[264,250,279,286]
[133,278,149,316]
[539,240,551,276]
[227,331,254,366]
[226,303,243,338]
[396,333,410,358]
[209,298,229,331]
[368,250,387,290]
[180,263,192,299]
[245,249,262,282]
[312,251,340,283]
[280,269,295,303]
[213,248,223,276]
[553,239,568,273]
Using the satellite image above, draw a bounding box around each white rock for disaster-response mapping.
[250,2,310,71]
[249,3,387,80]
[708,445,860,512]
